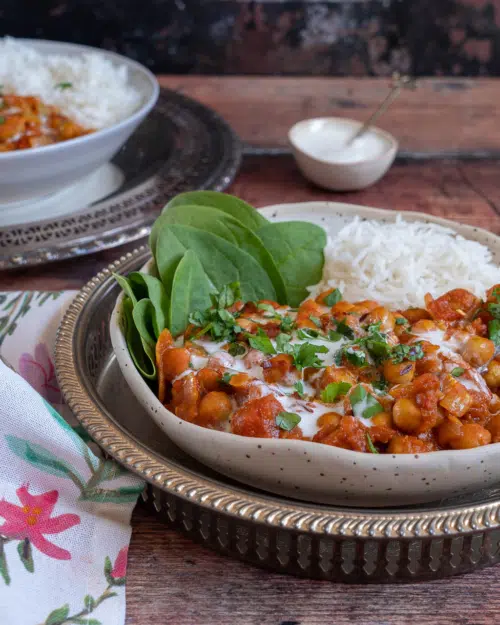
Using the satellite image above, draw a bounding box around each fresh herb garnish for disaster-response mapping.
[276,411,301,431]
[489,319,500,346]
[451,367,464,377]
[275,332,292,353]
[366,433,379,454]
[328,330,343,342]
[55,81,73,89]
[395,317,408,326]
[324,288,342,307]
[335,320,355,340]
[292,342,328,370]
[228,342,246,357]
[188,283,243,342]
[321,382,351,403]
[294,381,306,398]
[280,315,295,332]
[257,302,278,316]
[309,315,322,328]
[245,327,276,355]
[0,116,4,125]
[297,327,321,340]
[349,385,384,419]
[372,378,389,393]
[221,372,233,384]
[214,282,241,309]
[336,346,366,367]
[390,342,424,364]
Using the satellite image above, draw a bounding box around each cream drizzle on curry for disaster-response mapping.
[155,284,500,454]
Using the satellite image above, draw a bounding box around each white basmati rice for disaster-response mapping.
[310,216,500,309]
[0,37,143,129]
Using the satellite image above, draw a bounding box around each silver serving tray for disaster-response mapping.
[0,88,241,270]
[55,248,500,582]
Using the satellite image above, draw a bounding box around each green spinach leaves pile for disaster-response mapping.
[115,191,327,381]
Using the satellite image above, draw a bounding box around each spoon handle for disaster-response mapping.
[346,73,416,146]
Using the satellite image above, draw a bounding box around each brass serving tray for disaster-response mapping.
[55,247,500,582]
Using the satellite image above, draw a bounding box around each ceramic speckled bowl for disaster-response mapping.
[109,202,500,507]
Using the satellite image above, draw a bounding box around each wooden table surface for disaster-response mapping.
[3,77,500,624]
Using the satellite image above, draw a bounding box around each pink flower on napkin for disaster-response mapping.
[19,343,62,404]
[111,547,128,579]
[0,485,80,560]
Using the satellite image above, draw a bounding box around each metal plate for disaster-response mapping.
[55,247,500,582]
[0,88,241,270]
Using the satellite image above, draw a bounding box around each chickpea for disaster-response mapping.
[331,301,355,317]
[371,412,393,428]
[262,354,294,384]
[401,308,431,324]
[437,418,463,448]
[197,368,221,393]
[387,435,429,454]
[392,398,422,433]
[349,300,379,317]
[198,391,232,425]
[160,347,190,382]
[484,360,500,389]
[452,423,491,450]
[365,306,395,332]
[318,365,357,390]
[383,360,416,385]
[487,413,500,441]
[461,336,495,368]
[411,319,439,333]
[439,384,472,417]
[317,412,342,429]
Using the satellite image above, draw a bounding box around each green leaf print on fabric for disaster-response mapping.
[0,291,63,346]
[45,604,70,625]
[17,538,34,573]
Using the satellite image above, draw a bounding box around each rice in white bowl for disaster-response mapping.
[310,216,500,309]
[0,37,143,130]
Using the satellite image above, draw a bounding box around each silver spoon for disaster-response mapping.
[345,72,417,147]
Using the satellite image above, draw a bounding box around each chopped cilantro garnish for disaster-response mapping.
[309,315,322,328]
[349,385,384,419]
[294,381,306,398]
[336,346,366,367]
[488,302,500,319]
[324,289,342,307]
[276,411,301,431]
[489,319,500,346]
[188,283,243,342]
[372,378,389,393]
[245,328,276,355]
[328,330,343,342]
[390,342,424,364]
[55,81,73,89]
[366,433,379,454]
[451,367,464,377]
[0,116,4,125]
[280,315,295,332]
[228,342,246,357]
[257,302,278,315]
[297,327,321,340]
[221,372,233,384]
[213,282,241,309]
[292,342,328,370]
[395,317,408,326]
[275,332,292,353]
[321,381,351,403]
[335,320,355,340]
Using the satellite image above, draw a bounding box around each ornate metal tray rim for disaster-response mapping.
[55,247,500,541]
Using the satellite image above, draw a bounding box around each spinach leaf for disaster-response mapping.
[165,191,268,231]
[169,250,214,337]
[121,296,156,380]
[156,224,277,303]
[128,272,169,338]
[113,273,137,305]
[256,221,327,306]
[132,299,157,353]
[151,204,286,303]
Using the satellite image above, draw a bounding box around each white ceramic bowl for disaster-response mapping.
[110,201,500,507]
[289,117,398,191]
[0,39,159,205]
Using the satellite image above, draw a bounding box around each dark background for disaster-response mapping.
[1,0,500,76]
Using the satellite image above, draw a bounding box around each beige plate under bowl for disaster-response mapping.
[108,202,500,508]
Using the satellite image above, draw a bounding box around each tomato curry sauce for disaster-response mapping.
[155,284,500,454]
[0,93,91,152]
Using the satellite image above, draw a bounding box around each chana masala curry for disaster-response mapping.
[0,93,91,152]
[155,283,500,454]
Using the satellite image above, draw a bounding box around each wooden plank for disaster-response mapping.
[160,76,500,154]
[0,156,498,292]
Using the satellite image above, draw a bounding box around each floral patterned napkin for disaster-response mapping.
[0,292,144,625]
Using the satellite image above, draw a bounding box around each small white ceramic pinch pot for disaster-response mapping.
[289,116,398,191]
